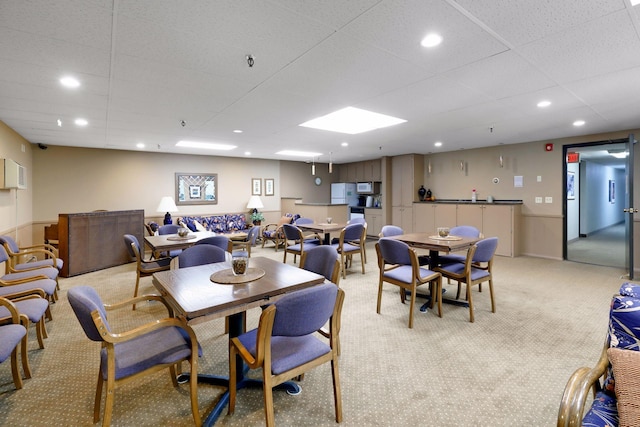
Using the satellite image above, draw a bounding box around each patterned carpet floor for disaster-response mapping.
[0,241,629,426]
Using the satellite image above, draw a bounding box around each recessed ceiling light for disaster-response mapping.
[608,149,628,158]
[434,141,443,147]
[233,129,243,133]
[60,76,80,88]
[244,151,251,156]
[421,33,443,48]
[631,0,640,6]
[573,120,585,127]
[341,142,349,147]
[74,118,88,126]
[176,140,236,150]
[299,107,406,134]
[275,150,323,157]
[537,100,551,108]
[56,119,62,127]
[136,143,145,149]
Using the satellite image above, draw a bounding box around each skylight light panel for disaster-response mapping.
[299,107,406,134]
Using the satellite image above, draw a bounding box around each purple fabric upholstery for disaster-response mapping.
[438,226,483,265]
[181,214,247,233]
[195,236,232,252]
[0,297,49,323]
[68,286,111,341]
[301,246,339,282]
[0,278,57,299]
[0,235,64,270]
[0,324,26,362]
[377,238,411,265]
[380,225,403,237]
[178,245,226,268]
[158,224,180,235]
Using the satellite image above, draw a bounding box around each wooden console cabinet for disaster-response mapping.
[58,210,144,277]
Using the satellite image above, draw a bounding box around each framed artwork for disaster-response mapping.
[609,180,615,203]
[175,173,217,205]
[265,178,274,196]
[251,178,262,195]
[567,171,575,200]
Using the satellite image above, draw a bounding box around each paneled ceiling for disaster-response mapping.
[1,0,640,165]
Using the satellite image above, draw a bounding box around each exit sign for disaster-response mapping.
[567,152,580,163]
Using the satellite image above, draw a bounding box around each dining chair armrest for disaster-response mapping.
[104,294,174,316]
[0,288,46,300]
[0,275,52,285]
[97,315,192,344]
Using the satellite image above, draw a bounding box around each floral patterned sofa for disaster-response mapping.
[558,282,640,427]
[178,214,248,234]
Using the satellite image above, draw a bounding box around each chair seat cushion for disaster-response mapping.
[103,326,193,380]
[383,265,436,284]
[581,390,618,427]
[2,268,58,281]
[14,258,63,271]
[0,298,49,323]
[437,254,465,265]
[238,329,331,375]
[330,243,360,253]
[0,324,26,361]
[0,279,58,298]
[287,242,320,252]
[438,263,490,281]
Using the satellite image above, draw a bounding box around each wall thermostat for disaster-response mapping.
[492,177,500,184]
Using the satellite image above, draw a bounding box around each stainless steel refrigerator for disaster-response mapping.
[331,182,358,206]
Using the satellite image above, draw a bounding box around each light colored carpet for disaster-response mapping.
[0,241,629,426]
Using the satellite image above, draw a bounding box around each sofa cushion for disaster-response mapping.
[608,348,640,427]
[180,214,247,234]
[581,390,618,427]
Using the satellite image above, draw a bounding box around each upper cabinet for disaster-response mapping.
[339,159,381,182]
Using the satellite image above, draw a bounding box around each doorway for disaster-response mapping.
[564,140,628,269]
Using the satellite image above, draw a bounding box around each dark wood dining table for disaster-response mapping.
[152,256,325,426]
[297,222,346,244]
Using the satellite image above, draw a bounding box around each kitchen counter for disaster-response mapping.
[414,199,523,205]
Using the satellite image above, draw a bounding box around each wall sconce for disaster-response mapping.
[328,152,333,174]
[427,159,432,174]
[311,157,316,176]
[499,155,504,168]
[460,160,465,171]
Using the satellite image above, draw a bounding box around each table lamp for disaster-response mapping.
[157,196,178,225]
[246,195,264,214]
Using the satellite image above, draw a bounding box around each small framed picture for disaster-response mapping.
[567,171,575,200]
[251,178,262,195]
[265,178,274,196]
[609,180,615,203]
[189,185,201,199]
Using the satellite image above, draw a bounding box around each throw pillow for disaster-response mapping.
[608,347,640,427]
[193,220,207,232]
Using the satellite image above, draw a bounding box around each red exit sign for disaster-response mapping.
[567,152,580,163]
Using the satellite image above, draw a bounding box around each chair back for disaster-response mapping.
[450,225,481,238]
[247,226,260,245]
[196,235,232,252]
[472,237,498,263]
[67,286,110,342]
[377,238,411,265]
[380,225,404,237]
[347,217,366,225]
[0,245,10,264]
[158,224,180,235]
[294,217,313,225]
[272,283,338,337]
[282,223,303,242]
[0,236,19,253]
[300,246,340,283]
[123,234,140,259]
[342,223,364,242]
[178,245,226,268]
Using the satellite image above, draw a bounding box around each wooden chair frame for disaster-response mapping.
[0,297,31,389]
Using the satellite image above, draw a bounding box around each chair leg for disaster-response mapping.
[132,273,141,310]
[102,374,116,427]
[94,371,103,424]
[331,356,343,423]
[376,279,384,314]
[435,278,442,318]
[35,318,45,349]
[467,284,475,323]
[11,347,23,389]
[488,279,496,313]
[408,284,417,328]
[360,251,365,274]
[19,320,32,379]
[189,357,201,427]
[262,372,275,427]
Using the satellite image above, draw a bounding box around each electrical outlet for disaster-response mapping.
[545,197,553,203]
[535,197,542,203]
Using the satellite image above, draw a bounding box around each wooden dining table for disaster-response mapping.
[297,222,346,244]
[152,256,325,426]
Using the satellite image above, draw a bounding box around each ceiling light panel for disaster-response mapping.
[276,150,323,157]
[176,140,236,150]
[299,107,406,134]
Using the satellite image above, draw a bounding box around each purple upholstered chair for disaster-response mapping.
[375,238,442,328]
[228,283,344,426]
[436,225,482,266]
[123,234,171,309]
[0,245,59,304]
[177,244,226,268]
[0,235,63,275]
[330,223,366,279]
[379,225,404,237]
[435,237,498,322]
[68,286,201,427]
[300,245,340,285]
[0,291,50,350]
[282,223,321,264]
[0,297,30,389]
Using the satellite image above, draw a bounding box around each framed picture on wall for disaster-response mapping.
[567,171,575,200]
[265,178,274,196]
[176,173,217,205]
[609,180,615,203]
[251,178,262,195]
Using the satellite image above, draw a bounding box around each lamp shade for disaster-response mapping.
[157,196,178,213]
[246,195,264,210]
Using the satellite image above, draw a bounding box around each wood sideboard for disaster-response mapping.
[58,210,144,277]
